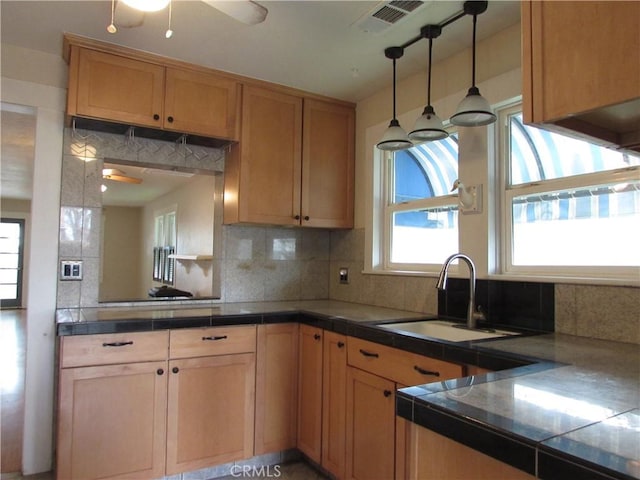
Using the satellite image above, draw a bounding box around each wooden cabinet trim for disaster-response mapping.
[60,330,169,368]
[169,325,256,359]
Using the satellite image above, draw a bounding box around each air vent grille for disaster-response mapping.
[355,1,426,34]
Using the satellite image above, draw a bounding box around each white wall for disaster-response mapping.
[1,44,67,474]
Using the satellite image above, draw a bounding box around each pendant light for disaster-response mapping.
[122,0,170,12]
[409,25,448,143]
[450,1,496,127]
[377,47,413,151]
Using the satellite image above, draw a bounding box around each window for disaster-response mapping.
[382,133,459,271]
[500,105,640,279]
[152,210,176,285]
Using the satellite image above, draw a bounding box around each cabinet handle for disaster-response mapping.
[314,333,321,341]
[167,116,174,123]
[303,216,310,221]
[153,114,160,121]
[414,365,440,377]
[294,215,301,220]
[337,341,345,348]
[202,335,228,341]
[172,367,179,374]
[102,341,133,348]
[157,368,164,376]
[383,390,392,397]
[359,349,379,358]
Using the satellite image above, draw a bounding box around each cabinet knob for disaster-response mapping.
[172,367,179,374]
[383,390,392,398]
[167,116,174,123]
[303,216,310,221]
[294,215,301,220]
[314,333,321,341]
[153,114,160,121]
[157,368,164,376]
[337,341,345,348]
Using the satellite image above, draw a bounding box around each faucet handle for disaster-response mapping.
[473,305,487,322]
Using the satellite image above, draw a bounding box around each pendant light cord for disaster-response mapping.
[471,13,477,87]
[427,37,433,106]
[392,57,398,120]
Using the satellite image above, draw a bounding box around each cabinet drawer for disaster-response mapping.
[347,337,463,386]
[60,331,169,368]
[170,325,256,358]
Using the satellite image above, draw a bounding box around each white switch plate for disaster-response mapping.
[60,260,83,280]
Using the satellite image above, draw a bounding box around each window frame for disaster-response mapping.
[497,102,640,282]
[378,128,460,274]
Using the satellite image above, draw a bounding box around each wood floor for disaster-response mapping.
[0,309,26,475]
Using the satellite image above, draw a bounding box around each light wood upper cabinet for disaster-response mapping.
[68,45,239,140]
[255,323,299,455]
[297,324,324,462]
[302,99,355,228]
[522,1,640,152]
[224,85,303,226]
[224,87,355,228]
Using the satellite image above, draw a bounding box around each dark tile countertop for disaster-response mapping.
[56,300,640,480]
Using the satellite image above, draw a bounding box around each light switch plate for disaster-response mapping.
[60,260,83,281]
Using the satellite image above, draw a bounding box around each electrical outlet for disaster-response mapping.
[60,260,83,281]
[339,267,349,284]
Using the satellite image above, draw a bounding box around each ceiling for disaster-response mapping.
[0,0,521,103]
[0,0,520,203]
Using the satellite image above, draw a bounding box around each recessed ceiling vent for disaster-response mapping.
[355,1,426,35]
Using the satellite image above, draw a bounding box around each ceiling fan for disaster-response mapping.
[112,0,268,30]
[102,168,143,184]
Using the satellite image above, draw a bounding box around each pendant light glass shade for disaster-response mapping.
[409,105,448,142]
[450,86,496,126]
[450,2,496,127]
[377,46,412,151]
[378,119,413,151]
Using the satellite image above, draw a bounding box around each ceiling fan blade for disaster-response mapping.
[114,1,146,28]
[103,174,143,184]
[202,0,268,25]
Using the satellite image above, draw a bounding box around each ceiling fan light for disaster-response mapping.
[450,86,496,127]
[377,119,413,151]
[409,105,449,142]
[122,0,170,12]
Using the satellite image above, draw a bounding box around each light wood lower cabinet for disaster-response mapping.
[57,331,170,480]
[255,323,299,455]
[404,423,535,480]
[57,361,168,480]
[345,367,397,480]
[297,324,324,462]
[321,331,347,479]
[166,353,255,474]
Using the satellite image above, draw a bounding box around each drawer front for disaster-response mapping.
[347,337,463,386]
[170,325,256,358]
[60,331,169,368]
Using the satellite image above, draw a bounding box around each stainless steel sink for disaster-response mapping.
[377,320,522,342]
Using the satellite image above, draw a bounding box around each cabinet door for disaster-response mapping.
[166,353,255,474]
[523,1,640,123]
[255,323,299,455]
[224,85,303,225]
[297,324,323,462]
[57,361,167,480]
[405,423,535,480]
[72,48,164,128]
[345,367,396,480]
[322,331,347,479]
[302,99,355,228]
[164,67,238,139]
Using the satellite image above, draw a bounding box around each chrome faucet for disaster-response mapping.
[436,253,486,329]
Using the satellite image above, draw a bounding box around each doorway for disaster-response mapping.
[0,218,25,308]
